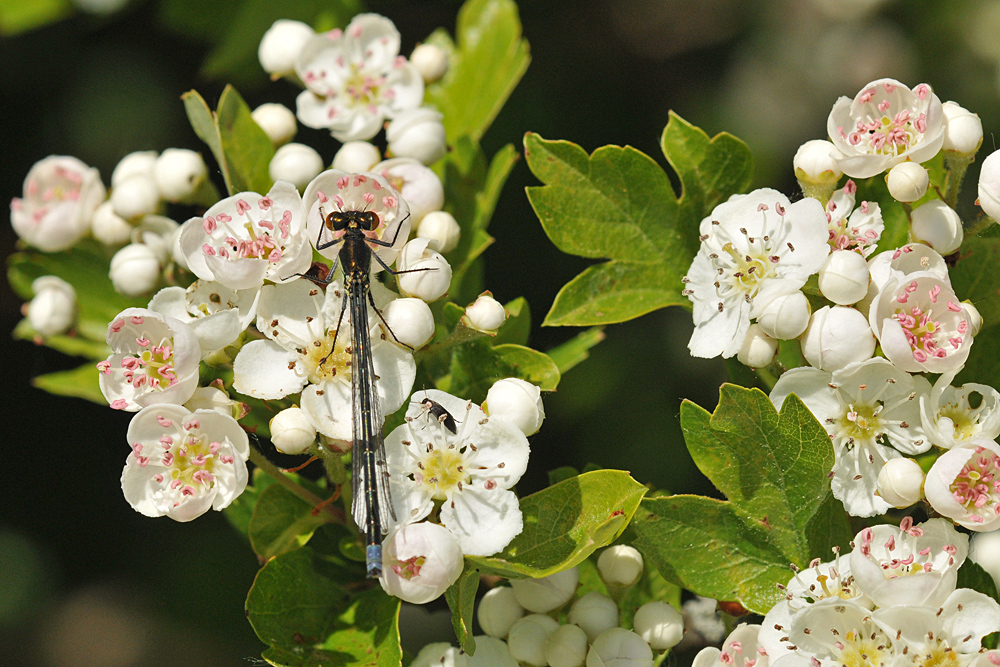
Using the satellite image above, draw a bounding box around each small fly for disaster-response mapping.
[417,396,458,434]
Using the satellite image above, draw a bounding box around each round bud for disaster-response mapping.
[978,150,1000,221]
[818,250,870,305]
[942,101,983,156]
[545,624,589,667]
[469,636,520,667]
[259,19,314,77]
[509,566,578,613]
[111,150,157,186]
[372,158,445,224]
[111,174,161,220]
[154,149,208,203]
[970,530,1000,591]
[507,614,559,667]
[586,627,653,667]
[380,522,464,605]
[109,243,161,297]
[478,586,524,638]
[396,238,453,302]
[910,199,964,256]
[876,458,924,508]
[963,301,983,337]
[793,139,843,202]
[269,143,324,190]
[416,211,461,253]
[27,276,76,337]
[91,201,133,246]
[412,643,469,667]
[270,407,317,455]
[633,601,684,651]
[411,43,449,83]
[252,103,298,147]
[485,378,545,437]
[387,108,448,165]
[885,162,929,203]
[381,297,435,349]
[463,292,507,334]
[333,141,382,173]
[800,306,876,372]
[183,386,240,418]
[755,291,811,340]
[736,324,778,369]
[597,545,644,587]
[567,592,619,643]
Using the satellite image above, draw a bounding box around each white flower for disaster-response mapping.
[91,201,133,246]
[486,378,545,437]
[121,404,249,522]
[384,389,528,556]
[568,591,619,642]
[268,143,324,190]
[252,103,298,147]
[386,107,447,165]
[919,369,1000,450]
[508,615,559,667]
[111,173,160,220]
[111,151,157,185]
[258,19,314,78]
[478,586,524,638]
[587,627,654,667]
[332,141,382,173]
[294,14,424,142]
[909,199,963,256]
[737,324,779,369]
[818,250,870,306]
[868,243,950,294]
[396,237,453,301]
[970,531,1000,591]
[793,139,843,201]
[693,624,765,667]
[381,297,435,349]
[885,162,928,203]
[371,157,445,224]
[510,567,579,613]
[178,180,311,291]
[10,156,105,252]
[924,440,1000,531]
[977,150,1000,221]
[26,276,76,338]
[770,358,930,517]
[755,291,811,340]
[767,598,890,667]
[379,522,464,604]
[827,78,944,178]
[109,243,161,297]
[148,280,258,356]
[416,210,461,253]
[97,308,201,411]
[683,189,829,359]
[824,180,883,257]
[412,643,468,667]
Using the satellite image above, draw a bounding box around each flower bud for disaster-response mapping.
[92,201,134,246]
[333,141,382,173]
[153,149,207,203]
[411,43,449,83]
[597,545,643,586]
[963,300,982,336]
[396,238,453,301]
[416,210,461,253]
[469,636,519,667]
[252,103,298,147]
[818,250,870,305]
[111,174,161,220]
[970,530,1000,591]
[27,276,76,337]
[510,566,578,613]
[800,305,875,372]
[381,297,435,349]
[269,143,324,190]
[885,162,928,203]
[478,586,524,638]
[259,19,314,78]
[545,624,589,667]
[463,292,507,334]
[876,458,924,508]
[586,628,654,667]
[755,291,810,340]
[942,102,983,156]
[183,386,243,418]
[507,614,559,667]
[793,139,843,202]
[978,150,1000,221]
[111,150,157,186]
[633,601,684,651]
[412,643,468,667]
[486,378,545,437]
[387,108,447,165]
[270,407,317,455]
[372,158,445,224]
[380,522,464,604]
[910,199,964,255]
[109,243,161,297]
[568,592,619,643]
[736,324,778,369]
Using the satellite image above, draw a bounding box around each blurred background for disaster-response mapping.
[2,0,998,664]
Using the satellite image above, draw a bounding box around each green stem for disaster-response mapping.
[967,214,996,237]
[247,447,344,523]
[942,154,973,209]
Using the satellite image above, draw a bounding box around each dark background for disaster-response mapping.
[2,0,997,664]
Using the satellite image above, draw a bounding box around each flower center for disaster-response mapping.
[950,446,1000,524]
[120,336,178,390]
[848,102,927,158]
[392,555,425,580]
[200,200,292,264]
[837,403,881,443]
[345,69,386,107]
[835,628,893,667]
[937,404,978,442]
[892,282,966,363]
[417,448,468,499]
[304,330,353,385]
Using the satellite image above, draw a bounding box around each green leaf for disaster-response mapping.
[957,560,1000,607]
[492,297,531,347]
[952,233,1000,329]
[445,565,479,655]
[424,0,530,144]
[249,484,334,561]
[448,341,560,401]
[12,318,110,360]
[468,470,647,578]
[0,0,71,35]
[632,386,852,614]
[32,362,105,404]
[546,327,606,375]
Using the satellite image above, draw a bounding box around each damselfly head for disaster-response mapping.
[325,209,381,233]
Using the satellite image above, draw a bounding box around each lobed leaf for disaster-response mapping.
[447,340,560,401]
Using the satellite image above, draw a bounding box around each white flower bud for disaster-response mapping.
[381,297,435,349]
[486,378,545,437]
[633,601,684,651]
[412,643,469,667]
[411,43,449,83]
[333,141,382,173]
[597,545,643,586]
[27,276,76,337]
[478,586,524,638]
[510,567,578,613]
[800,305,876,372]
[183,386,240,417]
[910,199,964,256]
[380,522,464,605]
[109,243,161,297]
[970,530,1000,591]
[153,148,207,202]
[252,103,298,147]
[942,102,983,156]
[396,238,453,301]
[755,291,811,340]
[270,407,317,455]
[416,211,461,253]
[736,324,778,369]
[269,143,324,190]
[568,592,619,643]
[463,292,507,334]
[545,624,589,667]
[963,300,983,336]
[387,108,448,166]
[876,458,924,508]
[794,139,843,201]
[818,250,870,305]
[885,162,929,203]
[468,636,519,667]
[507,614,559,667]
[978,150,1000,221]
[111,174,161,220]
[91,201,133,246]
[111,150,157,186]
[259,19,314,78]
[586,628,654,667]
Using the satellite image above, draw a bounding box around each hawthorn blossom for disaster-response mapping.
[868,243,950,294]
[920,369,1000,450]
[767,597,893,667]
[824,180,883,256]
[683,189,829,359]
[294,14,424,142]
[925,439,1000,531]
[121,404,249,521]
[98,308,201,411]
[827,78,944,178]
[148,280,259,356]
[379,522,464,604]
[692,624,769,667]
[371,157,445,224]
